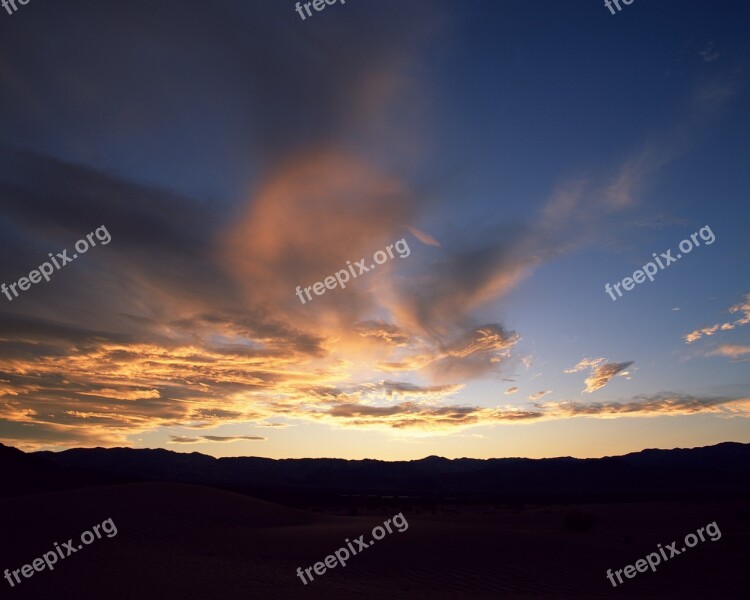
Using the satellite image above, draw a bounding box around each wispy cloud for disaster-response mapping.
[583,362,633,393]
[699,43,721,63]
[407,225,441,247]
[324,402,544,430]
[707,345,750,360]
[685,293,750,343]
[564,357,605,374]
[546,393,749,418]
[382,381,464,397]
[317,391,750,431]
[169,435,266,444]
[565,357,634,393]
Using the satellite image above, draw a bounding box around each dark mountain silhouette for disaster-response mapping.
[0,443,121,497]
[2,442,749,599]
[15,441,749,503]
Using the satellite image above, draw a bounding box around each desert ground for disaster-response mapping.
[1,483,746,599]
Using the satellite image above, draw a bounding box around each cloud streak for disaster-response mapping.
[685,293,750,343]
[547,393,749,418]
[707,345,750,360]
[565,357,634,393]
[169,435,266,444]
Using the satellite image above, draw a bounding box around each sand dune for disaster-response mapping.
[0,483,747,599]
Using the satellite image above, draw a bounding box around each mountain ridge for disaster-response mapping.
[0,440,741,502]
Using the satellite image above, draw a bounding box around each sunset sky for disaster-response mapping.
[0,0,748,459]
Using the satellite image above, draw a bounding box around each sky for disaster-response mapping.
[0,0,748,459]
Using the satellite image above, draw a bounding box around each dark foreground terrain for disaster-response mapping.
[1,443,748,599]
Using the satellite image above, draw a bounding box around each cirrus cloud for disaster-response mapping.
[685,293,750,344]
[169,435,266,444]
[565,357,634,393]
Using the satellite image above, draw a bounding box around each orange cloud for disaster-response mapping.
[565,357,634,393]
[546,393,750,418]
[708,345,750,359]
[221,150,416,323]
[685,293,750,343]
[169,435,266,444]
[407,225,441,247]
